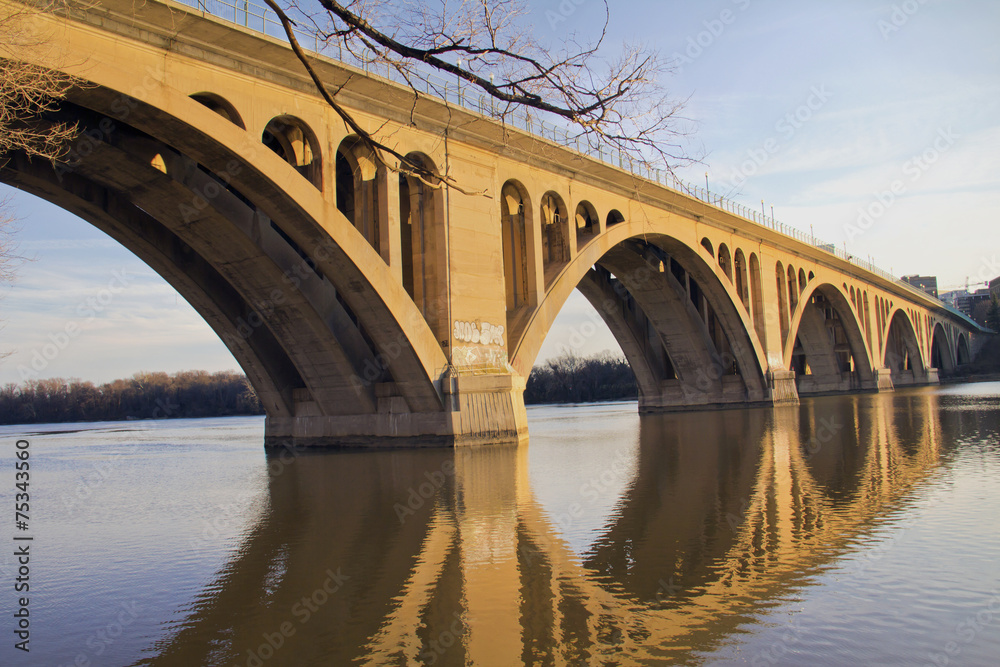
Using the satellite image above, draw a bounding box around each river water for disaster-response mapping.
[1,384,999,666]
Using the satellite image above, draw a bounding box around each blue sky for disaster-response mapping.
[2,0,999,383]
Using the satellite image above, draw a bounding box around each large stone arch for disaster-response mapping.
[930,323,956,374]
[510,222,767,405]
[574,268,670,402]
[883,308,928,385]
[1,79,450,440]
[784,283,876,394]
[957,333,971,365]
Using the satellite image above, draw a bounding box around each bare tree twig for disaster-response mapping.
[266,0,694,184]
[263,0,487,195]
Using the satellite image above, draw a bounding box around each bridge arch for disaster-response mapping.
[957,333,971,365]
[0,78,451,438]
[784,283,875,394]
[335,135,381,254]
[883,309,927,385]
[540,191,570,285]
[748,253,766,344]
[718,243,733,282]
[734,248,750,313]
[190,92,245,129]
[775,261,790,346]
[500,179,534,317]
[931,323,956,374]
[787,265,799,312]
[262,115,322,190]
[574,200,599,250]
[399,151,449,343]
[511,222,768,407]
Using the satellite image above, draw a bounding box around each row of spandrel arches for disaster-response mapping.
[501,180,625,316]
[336,140,448,340]
[701,238,768,346]
[190,92,449,339]
[191,92,325,189]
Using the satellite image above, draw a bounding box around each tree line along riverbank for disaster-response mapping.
[0,370,263,425]
[6,338,996,425]
[0,353,637,425]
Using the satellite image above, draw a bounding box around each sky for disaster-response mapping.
[1,0,998,384]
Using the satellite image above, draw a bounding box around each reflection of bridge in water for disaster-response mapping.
[138,392,948,665]
[2,0,985,447]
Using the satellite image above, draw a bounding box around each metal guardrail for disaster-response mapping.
[175,0,975,324]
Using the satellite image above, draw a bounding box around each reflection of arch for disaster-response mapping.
[190,92,245,128]
[884,310,926,385]
[501,180,532,315]
[785,283,875,394]
[957,333,971,365]
[718,243,732,282]
[262,115,322,189]
[574,200,599,249]
[607,209,625,227]
[930,323,955,374]
[540,191,569,284]
[399,153,448,341]
[335,136,381,253]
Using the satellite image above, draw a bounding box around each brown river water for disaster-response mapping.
[2,383,999,665]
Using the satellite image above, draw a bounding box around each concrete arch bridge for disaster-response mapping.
[0,0,983,446]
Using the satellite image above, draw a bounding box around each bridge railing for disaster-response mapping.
[176,0,975,323]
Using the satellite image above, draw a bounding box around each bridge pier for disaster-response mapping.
[875,368,896,392]
[768,370,800,406]
[637,376,767,412]
[264,373,529,448]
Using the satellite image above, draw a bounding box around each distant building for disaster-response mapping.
[939,289,964,308]
[956,288,993,326]
[991,276,1000,301]
[901,275,939,298]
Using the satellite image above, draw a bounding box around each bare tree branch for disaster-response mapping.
[264,0,489,194]
[0,3,77,162]
[0,2,80,312]
[268,0,694,181]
